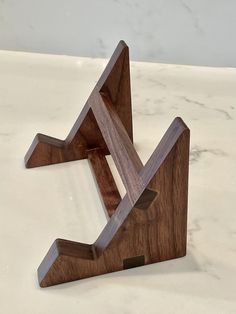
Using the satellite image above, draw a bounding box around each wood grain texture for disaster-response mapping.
[91,92,143,203]
[24,41,190,287]
[88,149,121,218]
[25,41,132,168]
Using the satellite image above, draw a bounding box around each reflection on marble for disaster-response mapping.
[0,50,236,314]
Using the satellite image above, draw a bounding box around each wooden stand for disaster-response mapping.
[25,41,190,287]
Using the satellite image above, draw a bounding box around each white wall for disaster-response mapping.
[0,0,236,66]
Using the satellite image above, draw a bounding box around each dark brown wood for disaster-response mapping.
[25,40,190,287]
[25,40,132,168]
[91,92,143,203]
[88,149,121,218]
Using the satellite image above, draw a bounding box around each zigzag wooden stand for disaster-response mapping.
[25,41,190,287]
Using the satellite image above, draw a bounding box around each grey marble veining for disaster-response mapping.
[1,1,236,66]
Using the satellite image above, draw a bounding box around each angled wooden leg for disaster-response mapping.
[25,41,190,287]
[25,41,132,168]
[37,118,190,287]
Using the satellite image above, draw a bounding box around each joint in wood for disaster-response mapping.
[123,255,145,270]
[134,188,158,210]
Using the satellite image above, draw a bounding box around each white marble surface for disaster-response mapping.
[0,50,236,313]
[1,0,236,66]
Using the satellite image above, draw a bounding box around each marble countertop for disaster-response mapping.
[0,50,236,314]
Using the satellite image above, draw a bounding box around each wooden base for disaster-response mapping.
[25,41,190,287]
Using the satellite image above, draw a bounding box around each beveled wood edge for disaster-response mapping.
[24,133,64,167]
[37,239,96,287]
[140,117,190,186]
[96,40,128,90]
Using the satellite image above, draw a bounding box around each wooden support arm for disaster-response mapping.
[88,148,121,218]
[91,92,143,203]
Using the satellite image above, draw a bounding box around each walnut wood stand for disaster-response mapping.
[25,41,190,287]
